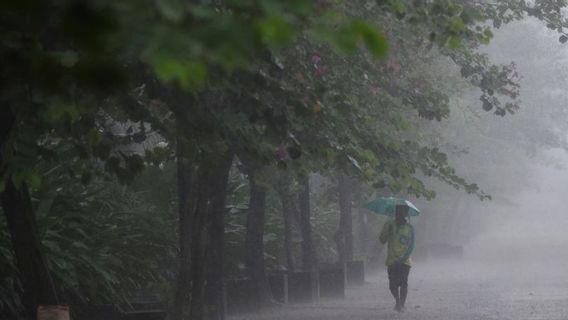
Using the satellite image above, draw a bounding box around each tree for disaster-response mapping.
[336,174,354,263]
[1,179,60,316]
[3,0,568,317]
[274,171,297,271]
[0,1,388,316]
[242,163,272,306]
[298,175,316,271]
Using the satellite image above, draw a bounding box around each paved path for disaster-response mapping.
[229,260,568,320]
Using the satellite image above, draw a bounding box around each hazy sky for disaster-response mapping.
[459,18,568,262]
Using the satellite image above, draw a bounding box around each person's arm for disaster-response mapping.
[379,221,392,244]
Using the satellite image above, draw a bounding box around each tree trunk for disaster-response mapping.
[173,139,195,320]
[282,196,295,272]
[334,228,345,264]
[1,179,59,319]
[173,150,210,320]
[189,168,211,320]
[205,152,233,320]
[244,168,272,306]
[357,206,369,260]
[0,105,59,319]
[276,173,295,272]
[336,174,353,263]
[175,144,233,320]
[298,175,316,272]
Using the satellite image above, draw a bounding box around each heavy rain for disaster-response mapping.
[2,1,568,320]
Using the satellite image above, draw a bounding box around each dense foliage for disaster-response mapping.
[2,0,568,319]
[0,164,177,317]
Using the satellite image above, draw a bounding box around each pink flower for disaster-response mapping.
[314,66,327,77]
[311,54,322,65]
[385,59,401,72]
[275,146,290,161]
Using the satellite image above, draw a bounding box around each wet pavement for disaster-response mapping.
[229,260,568,320]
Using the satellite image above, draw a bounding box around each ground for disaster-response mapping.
[229,259,568,320]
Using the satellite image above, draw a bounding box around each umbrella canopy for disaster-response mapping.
[365,197,420,217]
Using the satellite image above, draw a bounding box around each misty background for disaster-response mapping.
[414,17,568,269]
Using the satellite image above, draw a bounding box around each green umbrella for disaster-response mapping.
[365,197,420,217]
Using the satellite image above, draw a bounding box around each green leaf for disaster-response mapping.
[11,170,25,189]
[87,130,101,147]
[224,0,255,7]
[81,170,93,185]
[449,17,465,33]
[257,15,295,48]
[448,36,461,49]
[28,172,42,189]
[352,20,389,59]
[44,103,80,122]
[152,57,207,90]
[331,26,359,53]
[287,0,313,15]
[156,0,186,23]
[481,28,493,44]
[51,50,79,68]
[391,0,407,15]
[324,148,336,162]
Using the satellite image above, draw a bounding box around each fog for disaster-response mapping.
[8,3,568,320]
[468,152,568,260]
[457,20,568,265]
[369,18,568,318]
[227,19,568,320]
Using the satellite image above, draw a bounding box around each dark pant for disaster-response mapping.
[387,263,410,292]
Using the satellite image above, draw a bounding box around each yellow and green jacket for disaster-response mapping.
[379,220,415,267]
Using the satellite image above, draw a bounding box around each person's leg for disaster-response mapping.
[387,265,400,309]
[399,264,411,310]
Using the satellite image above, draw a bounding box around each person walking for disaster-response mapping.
[379,204,415,312]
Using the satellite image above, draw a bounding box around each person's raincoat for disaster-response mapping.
[379,220,415,267]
